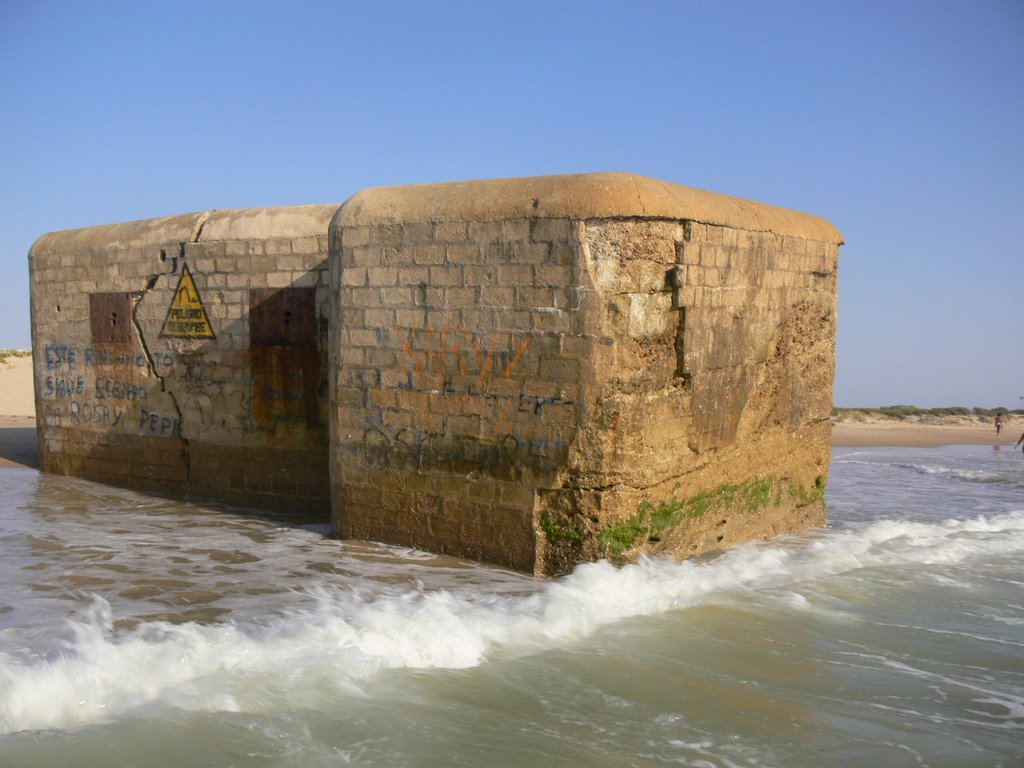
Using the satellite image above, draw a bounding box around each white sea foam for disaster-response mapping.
[2,510,1023,733]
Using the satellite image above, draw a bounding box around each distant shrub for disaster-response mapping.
[0,349,31,364]
[933,407,972,416]
[878,405,921,418]
[974,407,1010,417]
[835,405,1016,420]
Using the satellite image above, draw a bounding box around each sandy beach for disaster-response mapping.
[831,416,1020,448]
[0,353,37,468]
[0,352,1020,470]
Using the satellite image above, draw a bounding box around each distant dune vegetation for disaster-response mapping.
[0,349,31,364]
[834,405,1023,419]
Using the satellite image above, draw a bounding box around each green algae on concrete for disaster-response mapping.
[599,477,825,561]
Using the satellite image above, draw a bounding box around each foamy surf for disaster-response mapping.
[2,510,1022,733]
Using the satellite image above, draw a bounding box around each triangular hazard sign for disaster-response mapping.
[160,263,216,339]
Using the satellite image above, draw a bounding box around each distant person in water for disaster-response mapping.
[995,413,1003,435]
[1017,432,1024,454]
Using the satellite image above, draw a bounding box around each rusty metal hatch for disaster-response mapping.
[90,292,134,345]
[249,287,324,436]
[250,288,317,348]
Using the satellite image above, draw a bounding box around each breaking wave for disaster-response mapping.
[3,510,1023,733]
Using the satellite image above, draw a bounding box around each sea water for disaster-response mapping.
[0,445,1021,767]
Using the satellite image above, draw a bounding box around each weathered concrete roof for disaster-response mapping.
[336,172,843,243]
[29,205,339,263]
[29,174,843,260]
[30,213,208,259]
[198,204,338,241]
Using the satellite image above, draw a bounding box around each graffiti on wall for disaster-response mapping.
[395,326,532,388]
[348,423,565,481]
[39,343,178,437]
[41,332,325,442]
[44,344,175,373]
[338,324,582,481]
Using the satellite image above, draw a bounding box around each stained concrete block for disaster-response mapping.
[30,173,841,576]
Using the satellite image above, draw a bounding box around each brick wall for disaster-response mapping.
[330,209,595,571]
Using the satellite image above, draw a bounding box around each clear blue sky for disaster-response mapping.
[2,0,1021,408]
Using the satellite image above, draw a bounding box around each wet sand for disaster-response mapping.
[0,415,38,469]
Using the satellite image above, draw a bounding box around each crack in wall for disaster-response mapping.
[133,260,194,489]
[150,213,212,487]
[189,211,212,244]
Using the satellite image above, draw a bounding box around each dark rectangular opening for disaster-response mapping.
[249,288,317,348]
[90,292,134,345]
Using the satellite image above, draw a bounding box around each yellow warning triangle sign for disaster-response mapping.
[160,263,215,339]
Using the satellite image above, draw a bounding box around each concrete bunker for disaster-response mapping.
[30,205,337,517]
[30,173,842,575]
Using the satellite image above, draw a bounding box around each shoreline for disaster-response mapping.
[2,416,1020,471]
[0,415,38,469]
[2,356,1021,468]
[831,421,1020,448]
